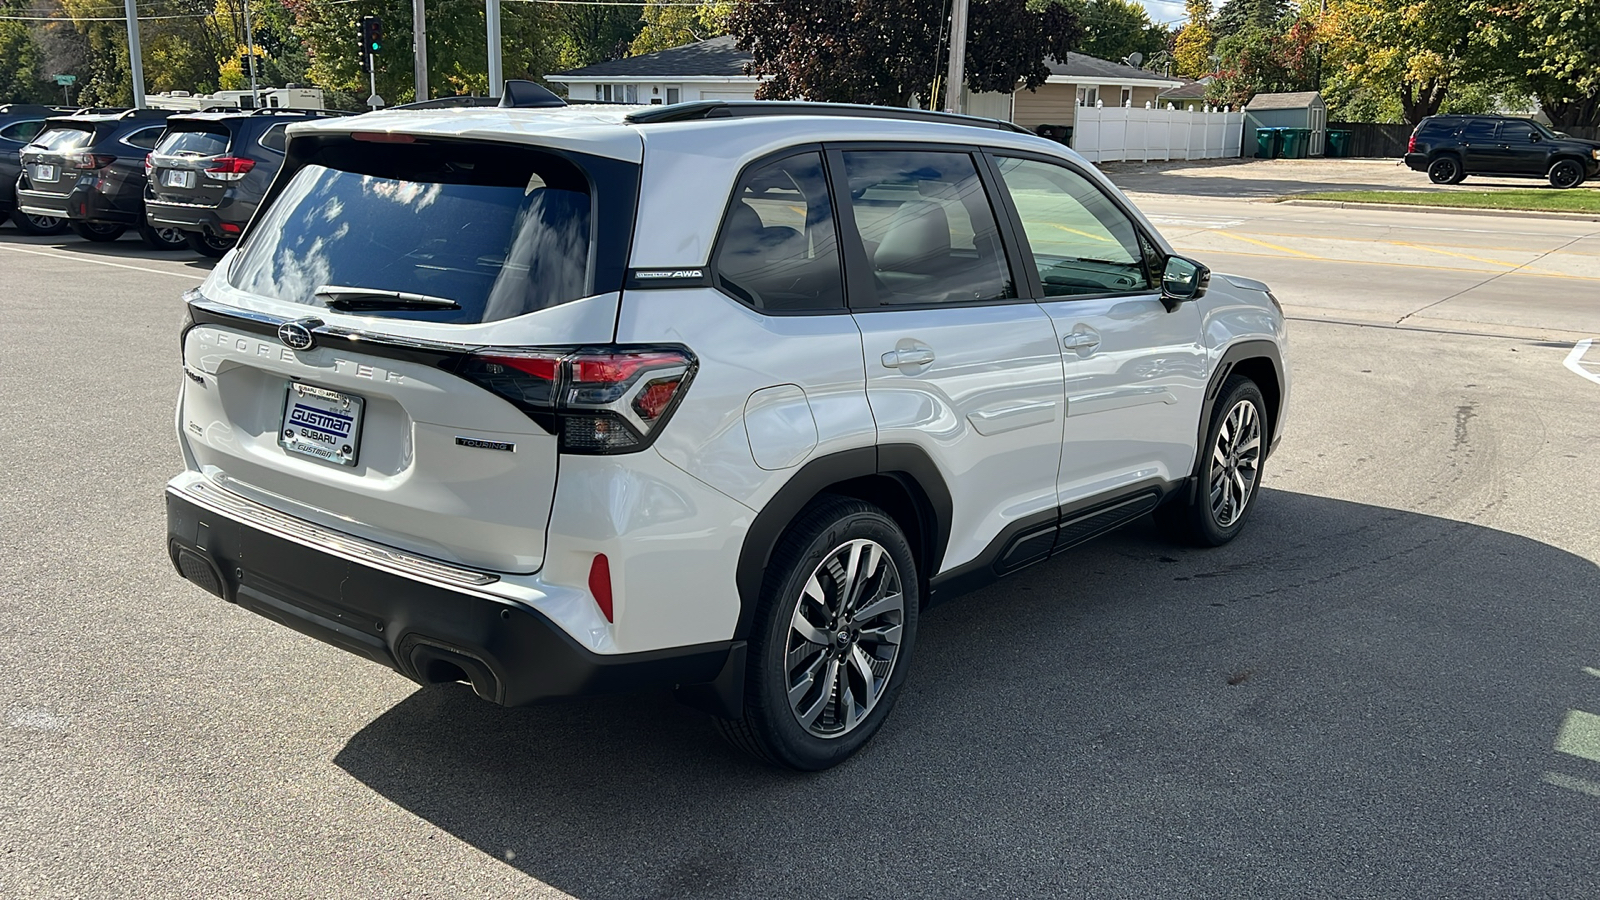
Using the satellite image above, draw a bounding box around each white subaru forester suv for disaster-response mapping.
[166,101,1288,770]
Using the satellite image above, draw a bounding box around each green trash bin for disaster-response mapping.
[1255,127,1282,159]
[1282,128,1309,159]
[1326,129,1352,158]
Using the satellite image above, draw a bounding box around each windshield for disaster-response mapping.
[157,128,230,157]
[29,126,93,151]
[228,150,594,324]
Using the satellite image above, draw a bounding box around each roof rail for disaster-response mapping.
[624,101,1033,135]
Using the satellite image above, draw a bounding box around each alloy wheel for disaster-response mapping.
[1208,399,1262,528]
[156,226,185,245]
[784,538,905,739]
[25,214,63,230]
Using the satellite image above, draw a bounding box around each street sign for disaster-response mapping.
[53,75,76,85]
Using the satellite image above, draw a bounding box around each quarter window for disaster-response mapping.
[712,151,845,312]
[840,150,1014,307]
[124,127,163,150]
[259,124,288,153]
[0,119,44,143]
[992,156,1152,298]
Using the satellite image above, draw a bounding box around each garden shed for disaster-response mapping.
[1245,91,1327,157]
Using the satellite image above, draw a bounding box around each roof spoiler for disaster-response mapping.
[389,80,565,111]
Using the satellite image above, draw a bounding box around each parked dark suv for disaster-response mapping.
[1405,115,1600,188]
[146,108,343,257]
[0,103,71,235]
[15,108,187,247]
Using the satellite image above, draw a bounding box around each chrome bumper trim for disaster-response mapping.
[171,479,499,588]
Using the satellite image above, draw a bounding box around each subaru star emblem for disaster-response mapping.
[277,318,321,351]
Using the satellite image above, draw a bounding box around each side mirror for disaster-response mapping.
[1529,132,1541,143]
[1160,255,1209,311]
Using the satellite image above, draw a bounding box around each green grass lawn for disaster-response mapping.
[1293,189,1600,213]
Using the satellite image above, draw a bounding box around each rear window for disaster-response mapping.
[228,141,596,324]
[30,126,93,151]
[157,127,231,157]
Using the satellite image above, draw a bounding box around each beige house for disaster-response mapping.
[548,39,1181,133]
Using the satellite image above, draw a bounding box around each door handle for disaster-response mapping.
[1063,332,1101,351]
[881,347,936,368]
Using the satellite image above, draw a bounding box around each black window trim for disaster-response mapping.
[823,140,1035,314]
[702,142,852,317]
[982,148,1164,304]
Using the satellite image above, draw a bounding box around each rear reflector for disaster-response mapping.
[219,222,241,234]
[588,554,614,622]
[454,346,695,455]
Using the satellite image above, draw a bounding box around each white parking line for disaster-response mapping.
[1146,215,1245,229]
[1564,339,1600,386]
[0,243,202,280]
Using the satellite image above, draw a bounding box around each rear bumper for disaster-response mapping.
[165,478,733,706]
[145,194,238,235]
[1403,153,1428,172]
[16,182,139,225]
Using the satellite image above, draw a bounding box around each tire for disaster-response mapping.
[1427,156,1463,185]
[69,221,126,242]
[1548,159,1585,189]
[715,495,919,771]
[184,230,235,258]
[139,222,189,251]
[9,209,70,236]
[1158,375,1268,547]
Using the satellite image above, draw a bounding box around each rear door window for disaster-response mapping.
[1458,120,1497,143]
[157,127,232,157]
[228,140,600,324]
[838,149,1014,307]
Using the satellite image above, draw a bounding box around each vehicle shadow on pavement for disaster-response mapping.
[0,229,215,270]
[334,488,1600,898]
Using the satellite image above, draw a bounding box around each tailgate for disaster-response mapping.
[149,123,231,207]
[181,317,560,573]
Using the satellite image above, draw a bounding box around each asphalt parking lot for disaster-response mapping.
[3,195,1600,897]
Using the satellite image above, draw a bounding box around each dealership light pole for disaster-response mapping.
[486,0,503,99]
[124,0,146,108]
[943,0,969,114]
[413,0,428,101]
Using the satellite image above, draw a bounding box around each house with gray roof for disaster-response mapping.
[546,37,1181,132]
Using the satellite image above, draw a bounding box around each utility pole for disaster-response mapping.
[124,0,146,108]
[243,0,259,107]
[413,0,428,102]
[486,0,503,99]
[942,0,969,114]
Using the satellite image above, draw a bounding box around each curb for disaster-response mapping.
[1279,199,1600,222]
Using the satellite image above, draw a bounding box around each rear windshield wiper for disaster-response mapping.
[314,285,460,311]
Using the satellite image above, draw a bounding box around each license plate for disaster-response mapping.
[162,169,195,189]
[30,164,57,183]
[280,382,364,467]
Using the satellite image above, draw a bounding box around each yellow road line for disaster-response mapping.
[1044,223,1114,243]
[1214,231,1321,258]
[1215,229,1596,257]
[1388,240,1523,269]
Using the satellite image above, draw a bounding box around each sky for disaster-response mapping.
[1136,0,1190,27]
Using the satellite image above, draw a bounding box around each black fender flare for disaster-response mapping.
[1186,339,1284,493]
[732,443,952,641]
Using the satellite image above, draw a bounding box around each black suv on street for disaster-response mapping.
[15,108,186,248]
[146,108,343,257]
[0,103,71,235]
[1405,115,1600,188]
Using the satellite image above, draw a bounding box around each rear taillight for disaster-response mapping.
[1407,133,1417,153]
[144,153,153,177]
[72,153,116,170]
[204,156,256,182]
[455,346,695,454]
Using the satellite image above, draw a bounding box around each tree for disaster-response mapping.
[1207,14,1317,107]
[729,0,1082,107]
[0,12,52,104]
[1172,0,1215,79]
[554,2,642,68]
[630,1,731,56]
[1480,0,1600,127]
[1319,0,1501,124]
[1057,0,1168,65]
[1212,0,1291,37]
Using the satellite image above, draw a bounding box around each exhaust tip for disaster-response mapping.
[403,637,504,705]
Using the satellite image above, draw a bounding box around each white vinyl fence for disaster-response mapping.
[1070,106,1245,163]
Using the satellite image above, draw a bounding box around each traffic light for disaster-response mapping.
[361,16,384,55]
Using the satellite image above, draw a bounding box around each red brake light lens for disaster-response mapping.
[144,153,153,177]
[588,554,614,622]
[453,346,695,455]
[204,156,256,181]
[1407,133,1417,153]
